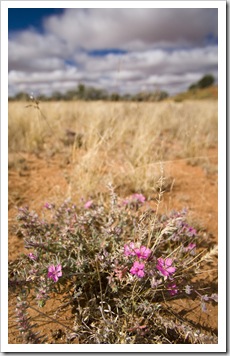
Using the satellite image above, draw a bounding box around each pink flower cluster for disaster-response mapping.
[124,242,151,278]
[132,193,146,204]
[124,243,177,286]
[124,242,151,260]
[122,193,146,206]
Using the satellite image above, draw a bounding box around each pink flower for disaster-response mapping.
[84,200,93,209]
[36,287,48,300]
[124,243,151,260]
[28,253,37,261]
[156,258,176,278]
[184,243,196,251]
[47,264,62,282]
[130,261,145,278]
[135,246,151,260]
[187,227,197,237]
[44,202,53,209]
[168,283,178,296]
[124,242,136,256]
[132,193,146,204]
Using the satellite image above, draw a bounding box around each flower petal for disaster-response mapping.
[48,265,55,273]
[157,258,164,266]
[56,264,62,272]
[165,258,173,267]
[137,270,145,278]
[167,266,176,274]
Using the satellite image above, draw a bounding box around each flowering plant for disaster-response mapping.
[9,189,218,344]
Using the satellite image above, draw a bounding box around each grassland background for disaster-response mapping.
[8,100,218,200]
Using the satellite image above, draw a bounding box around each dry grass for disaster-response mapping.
[8,100,217,198]
[172,85,218,102]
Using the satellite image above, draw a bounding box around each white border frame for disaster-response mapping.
[1,1,226,352]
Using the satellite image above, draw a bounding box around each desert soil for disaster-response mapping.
[8,147,218,344]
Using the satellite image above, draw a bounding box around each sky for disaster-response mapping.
[8,7,218,97]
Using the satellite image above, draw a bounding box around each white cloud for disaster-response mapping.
[44,8,217,50]
[8,31,70,72]
[8,8,218,96]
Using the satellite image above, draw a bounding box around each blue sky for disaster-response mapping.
[8,9,64,32]
[8,8,218,96]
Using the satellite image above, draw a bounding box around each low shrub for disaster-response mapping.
[9,186,218,344]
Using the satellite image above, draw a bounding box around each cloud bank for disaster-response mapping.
[8,8,218,96]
